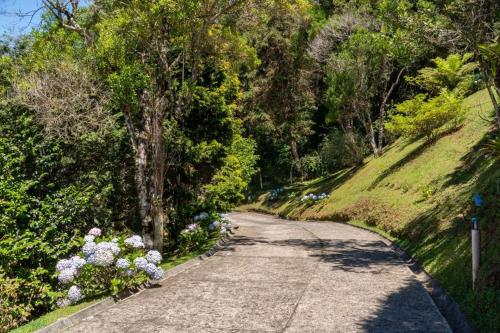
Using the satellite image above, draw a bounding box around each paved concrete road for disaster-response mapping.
[63,212,451,333]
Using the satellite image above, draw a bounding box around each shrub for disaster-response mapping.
[0,275,32,333]
[269,187,284,201]
[204,134,258,211]
[318,129,368,171]
[385,90,465,140]
[300,153,323,179]
[178,212,231,254]
[54,228,164,306]
[406,52,479,95]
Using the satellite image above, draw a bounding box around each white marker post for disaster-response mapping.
[471,218,479,290]
[471,193,483,290]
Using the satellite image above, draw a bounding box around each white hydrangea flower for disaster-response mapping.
[86,253,96,265]
[58,267,77,284]
[67,285,83,304]
[56,259,73,272]
[144,263,158,276]
[84,235,95,243]
[111,238,119,243]
[193,212,209,221]
[115,258,130,269]
[57,298,71,308]
[125,235,145,248]
[134,257,148,270]
[220,226,227,235]
[70,256,86,270]
[208,221,220,231]
[82,241,96,256]
[146,250,162,264]
[186,223,197,231]
[131,235,142,242]
[151,267,165,280]
[88,227,102,237]
[92,249,114,267]
[96,242,120,255]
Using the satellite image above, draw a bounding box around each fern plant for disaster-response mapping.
[407,53,479,95]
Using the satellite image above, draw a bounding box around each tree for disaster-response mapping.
[23,0,251,252]
[249,0,316,180]
[421,0,500,128]
[325,30,406,157]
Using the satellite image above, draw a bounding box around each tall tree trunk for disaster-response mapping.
[480,63,500,129]
[136,139,154,249]
[124,109,154,249]
[290,136,303,180]
[339,118,360,161]
[359,111,379,157]
[150,102,165,253]
[367,122,380,158]
[486,84,500,129]
[377,68,405,154]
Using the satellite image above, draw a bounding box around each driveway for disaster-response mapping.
[62,212,451,333]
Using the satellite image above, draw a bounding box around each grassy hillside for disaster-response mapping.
[240,89,499,332]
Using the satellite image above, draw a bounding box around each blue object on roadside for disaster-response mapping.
[471,216,478,230]
[472,193,484,207]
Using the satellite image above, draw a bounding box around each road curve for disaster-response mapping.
[62,212,451,333]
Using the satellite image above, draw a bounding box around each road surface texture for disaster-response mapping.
[62,212,451,333]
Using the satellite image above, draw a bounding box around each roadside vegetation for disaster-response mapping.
[0,0,498,332]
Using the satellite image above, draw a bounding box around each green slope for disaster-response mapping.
[240,89,499,332]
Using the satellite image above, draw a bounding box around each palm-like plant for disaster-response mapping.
[408,53,479,95]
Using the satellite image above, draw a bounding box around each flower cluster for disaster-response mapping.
[181,223,200,235]
[301,192,329,202]
[124,235,145,248]
[269,187,284,200]
[193,212,209,221]
[84,240,120,267]
[208,220,220,231]
[133,251,164,280]
[55,229,163,307]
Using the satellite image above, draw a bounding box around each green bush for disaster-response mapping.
[0,103,133,331]
[0,275,33,333]
[300,153,323,179]
[178,224,209,254]
[318,129,368,171]
[385,90,465,140]
[204,134,258,211]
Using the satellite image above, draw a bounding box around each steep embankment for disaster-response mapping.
[240,89,499,332]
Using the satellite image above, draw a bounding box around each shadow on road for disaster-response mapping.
[223,233,450,332]
[358,280,451,333]
[224,234,403,274]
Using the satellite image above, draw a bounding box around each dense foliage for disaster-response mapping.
[0,0,499,331]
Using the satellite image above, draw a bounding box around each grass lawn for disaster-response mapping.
[11,236,222,333]
[240,89,499,332]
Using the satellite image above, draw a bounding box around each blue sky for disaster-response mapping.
[0,0,44,36]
